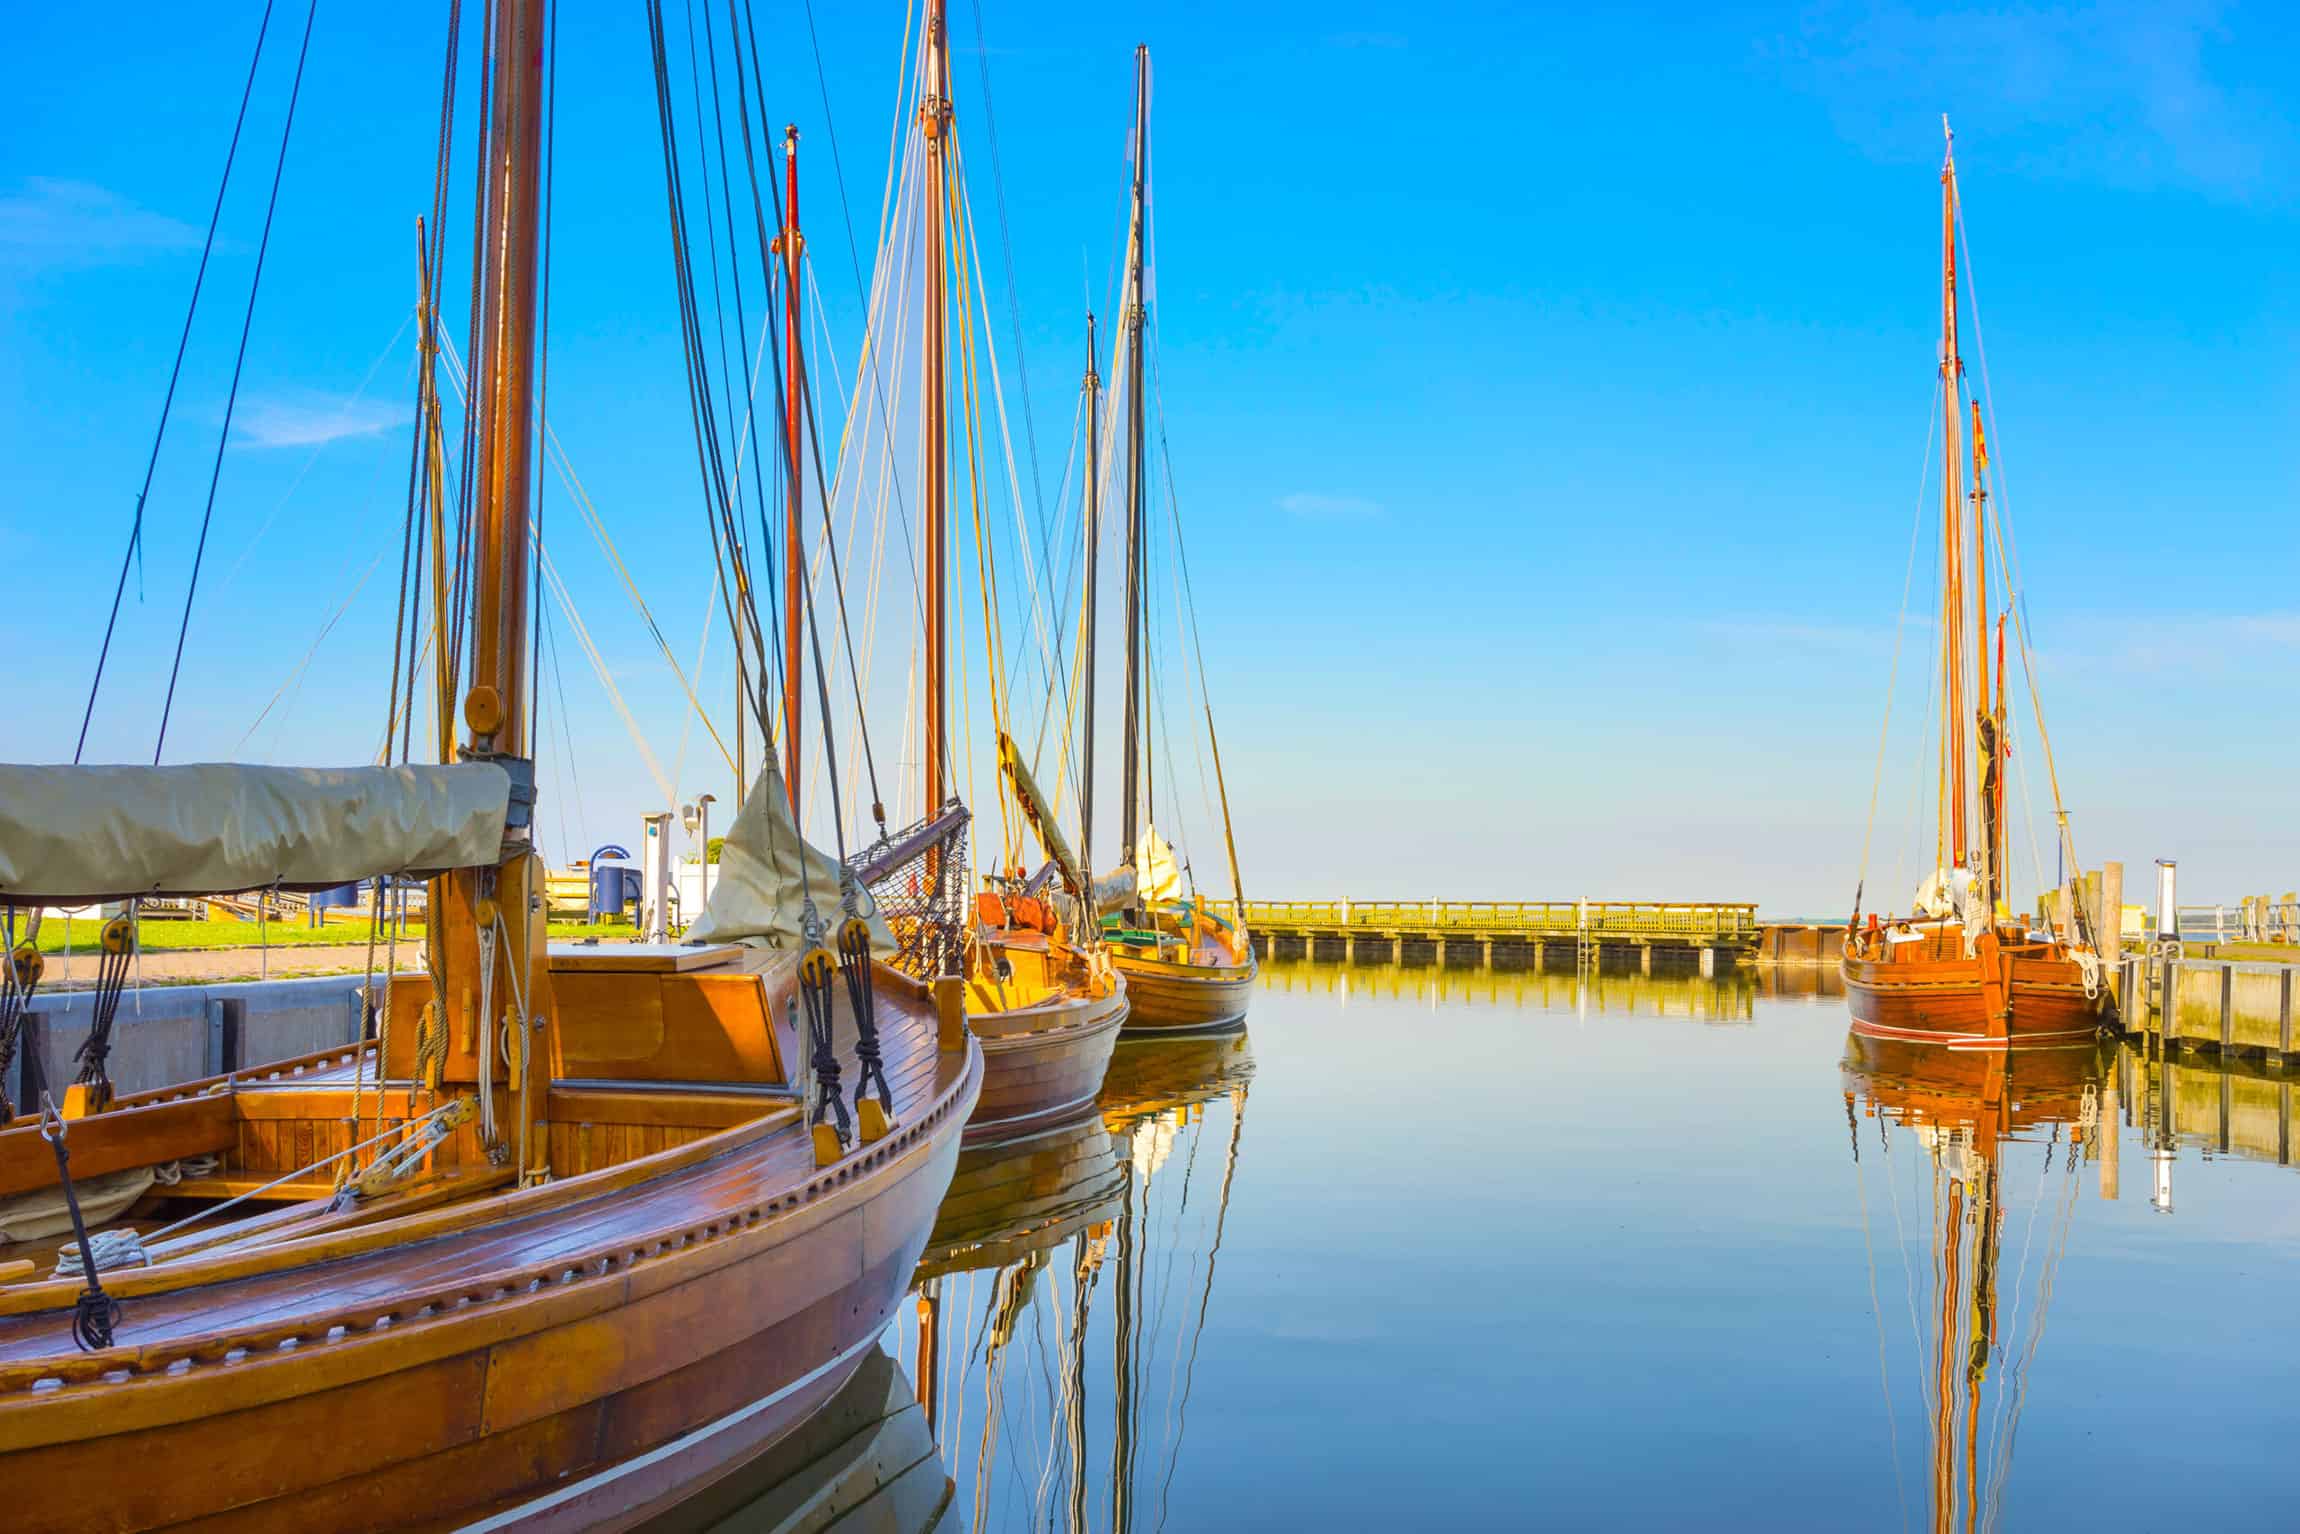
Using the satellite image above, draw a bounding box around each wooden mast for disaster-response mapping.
[1118,45,1149,881]
[1938,119,1969,878]
[443,0,552,1172]
[1081,311,1102,872]
[780,125,806,814]
[920,0,952,820]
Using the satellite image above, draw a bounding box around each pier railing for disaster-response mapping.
[1243,900,1761,945]
[2175,899,2298,946]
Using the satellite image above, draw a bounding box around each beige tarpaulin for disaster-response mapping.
[1091,867,1138,917]
[0,762,511,905]
[685,761,895,952]
[0,1165,154,1248]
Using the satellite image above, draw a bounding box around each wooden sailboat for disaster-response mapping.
[1842,1029,2105,1532]
[1841,122,2115,1050]
[894,0,1126,1142]
[1091,47,1256,1034]
[0,7,979,1528]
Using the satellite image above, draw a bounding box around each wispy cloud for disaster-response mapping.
[1764,1,2292,201]
[233,395,412,450]
[1280,491,1382,520]
[0,178,203,268]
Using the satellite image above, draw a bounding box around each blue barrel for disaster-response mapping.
[589,862,640,924]
[308,882,362,929]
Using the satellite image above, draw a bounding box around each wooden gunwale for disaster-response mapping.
[0,1039,975,1453]
[0,966,969,1397]
[0,964,936,1316]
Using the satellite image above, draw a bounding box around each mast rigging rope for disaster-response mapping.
[77,0,281,763]
[152,0,320,766]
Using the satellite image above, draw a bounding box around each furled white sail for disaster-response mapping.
[0,762,512,904]
[686,761,894,952]
[1135,827,1184,905]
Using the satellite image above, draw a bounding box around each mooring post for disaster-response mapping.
[2100,1063,2120,1201]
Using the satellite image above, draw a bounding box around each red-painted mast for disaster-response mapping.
[778,125,805,814]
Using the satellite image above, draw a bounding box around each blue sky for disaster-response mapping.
[3,1,2294,916]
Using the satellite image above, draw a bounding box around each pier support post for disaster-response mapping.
[2102,862,2124,966]
[2100,1065,2120,1201]
[1699,946,1716,979]
[1639,944,1652,976]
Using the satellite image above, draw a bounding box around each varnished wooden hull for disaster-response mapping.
[0,979,981,1533]
[965,979,1127,1145]
[1109,949,1256,1034]
[1841,945,2109,1049]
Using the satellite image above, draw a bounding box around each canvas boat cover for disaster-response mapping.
[685,760,894,953]
[0,761,512,905]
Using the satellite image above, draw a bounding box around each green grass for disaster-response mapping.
[31,916,638,954]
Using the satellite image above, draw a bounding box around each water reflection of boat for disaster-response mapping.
[1842,1030,2107,1533]
[916,1116,1126,1283]
[903,1030,1253,1531]
[640,1346,952,1533]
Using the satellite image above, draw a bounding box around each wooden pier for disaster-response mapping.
[1243,899,1760,974]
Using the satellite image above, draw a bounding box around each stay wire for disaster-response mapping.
[78,0,279,762]
[737,0,892,828]
[153,0,319,766]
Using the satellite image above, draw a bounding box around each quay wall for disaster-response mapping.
[14,973,400,1106]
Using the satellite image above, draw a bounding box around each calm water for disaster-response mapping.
[698,959,2300,1531]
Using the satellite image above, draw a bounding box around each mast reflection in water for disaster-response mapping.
[900,1031,1253,1533]
[1842,1033,2108,1534]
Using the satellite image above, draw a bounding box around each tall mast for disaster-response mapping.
[1080,312,1102,871]
[779,124,805,814]
[1118,45,1150,874]
[443,0,551,1173]
[920,1,953,819]
[1938,118,1969,874]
